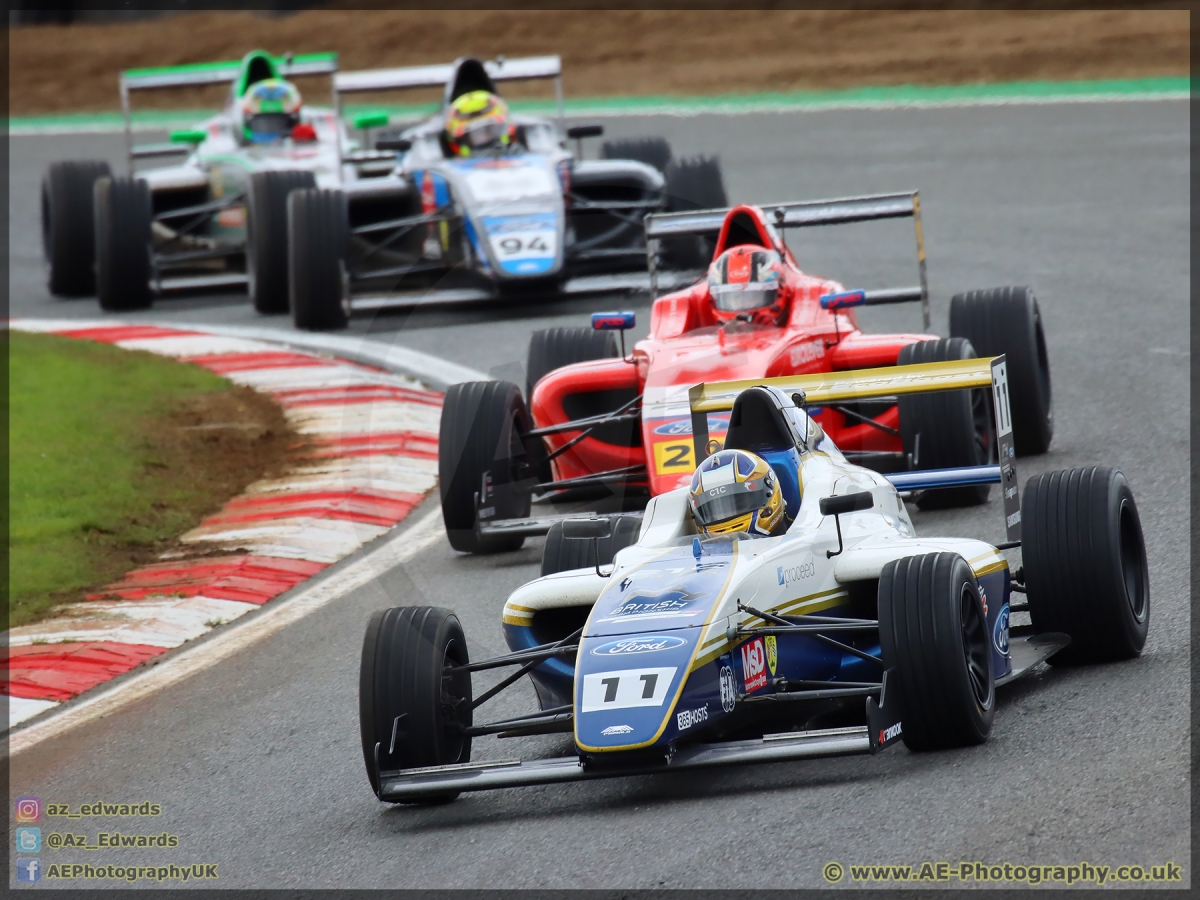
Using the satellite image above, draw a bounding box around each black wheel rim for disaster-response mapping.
[439,639,471,763]
[1118,500,1149,623]
[960,585,991,707]
[970,388,995,464]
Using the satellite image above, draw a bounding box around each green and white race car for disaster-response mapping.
[40,49,387,313]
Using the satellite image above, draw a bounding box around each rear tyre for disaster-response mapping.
[878,552,994,750]
[662,155,728,270]
[248,170,316,314]
[359,607,472,804]
[438,380,545,553]
[540,514,642,577]
[950,286,1052,455]
[1022,467,1149,665]
[94,176,152,311]
[289,187,348,330]
[898,337,994,508]
[42,160,111,296]
[600,137,673,174]
[525,326,619,399]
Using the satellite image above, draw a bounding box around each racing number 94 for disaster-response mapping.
[498,235,549,256]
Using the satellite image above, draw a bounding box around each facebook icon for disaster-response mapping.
[16,858,41,883]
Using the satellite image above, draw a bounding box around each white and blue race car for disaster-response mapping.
[286,55,726,329]
[359,355,1149,803]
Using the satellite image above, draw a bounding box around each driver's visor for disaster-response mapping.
[711,283,778,312]
[690,480,766,526]
[247,112,296,139]
[464,121,507,149]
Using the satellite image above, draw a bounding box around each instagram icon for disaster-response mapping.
[14,798,40,823]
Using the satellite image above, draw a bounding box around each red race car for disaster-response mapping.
[438,192,1052,554]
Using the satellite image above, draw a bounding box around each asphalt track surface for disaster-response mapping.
[8,100,1190,889]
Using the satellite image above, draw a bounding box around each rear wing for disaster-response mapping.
[644,191,930,329]
[118,52,339,172]
[334,55,564,119]
[688,355,1022,543]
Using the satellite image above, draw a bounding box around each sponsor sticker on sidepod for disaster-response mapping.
[741,637,768,693]
[591,635,688,656]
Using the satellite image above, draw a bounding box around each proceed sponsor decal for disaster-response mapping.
[581,667,677,712]
[777,559,815,585]
[676,705,708,732]
[591,635,688,656]
[741,637,768,693]
[719,665,737,712]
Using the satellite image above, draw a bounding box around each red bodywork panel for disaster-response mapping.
[529,205,936,497]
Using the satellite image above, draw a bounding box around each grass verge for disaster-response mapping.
[9,331,297,629]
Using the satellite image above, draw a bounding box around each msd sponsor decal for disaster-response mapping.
[591,635,688,657]
[741,637,767,693]
[777,559,815,585]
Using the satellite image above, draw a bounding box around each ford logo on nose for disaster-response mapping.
[590,635,688,656]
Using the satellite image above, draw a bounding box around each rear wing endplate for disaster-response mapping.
[644,191,930,329]
[334,55,564,120]
[688,355,1021,542]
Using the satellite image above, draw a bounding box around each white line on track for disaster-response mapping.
[6,506,445,758]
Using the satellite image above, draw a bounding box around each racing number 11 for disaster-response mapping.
[601,673,658,702]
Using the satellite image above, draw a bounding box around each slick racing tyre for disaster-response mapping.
[541,513,642,577]
[42,160,110,297]
[950,286,1053,455]
[879,552,995,750]
[288,187,349,330]
[1022,467,1149,665]
[601,137,673,174]
[526,326,620,399]
[898,337,994,509]
[359,607,472,804]
[94,176,153,311]
[439,380,546,554]
[248,170,316,314]
[662,155,728,270]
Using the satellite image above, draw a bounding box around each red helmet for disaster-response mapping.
[707,245,787,325]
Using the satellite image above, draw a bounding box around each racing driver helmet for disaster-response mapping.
[707,244,787,326]
[444,91,517,157]
[688,449,789,538]
[237,78,303,144]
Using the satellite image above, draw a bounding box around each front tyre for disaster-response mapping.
[438,380,544,553]
[94,176,153,311]
[1022,467,1149,665]
[540,514,642,577]
[42,160,111,296]
[525,326,619,399]
[879,552,994,750]
[288,187,348,330]
[950,286,1053,455]
[248,170,316,314]
[898,337,994,508]
[359,607,472,804]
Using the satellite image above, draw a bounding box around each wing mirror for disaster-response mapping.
[819,491,874,517]
[353,111,390,131]
[561,517,612,540]
[819,490,874,559]
[566,124,604,140]
[819,289,866,310]
[591,311,634,331]
[375,138,412,153]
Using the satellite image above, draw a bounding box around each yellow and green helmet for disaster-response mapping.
[238,78,302,144]
[444,90,515,157]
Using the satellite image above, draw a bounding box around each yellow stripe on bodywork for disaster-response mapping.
[689,357,996,413]
[689,587,850,672]
[501,602,536,626]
